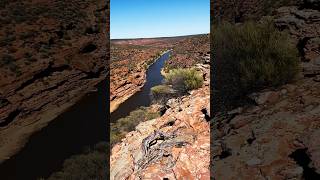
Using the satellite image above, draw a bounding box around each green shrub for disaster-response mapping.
[146,59,154,65]
[110,107,159,145]
[165,68,203,93]
[151,85,174,94]
[212,18,299,110]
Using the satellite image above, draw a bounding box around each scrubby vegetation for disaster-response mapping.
[110,107,159,145]
[212,18,299,111]
[151,85,176,104]
[47,142,108,180]
[151,68,203,103]
[165,68,203,93]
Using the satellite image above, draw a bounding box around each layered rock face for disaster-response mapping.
[0,0,108,162]
[110,64,210,179]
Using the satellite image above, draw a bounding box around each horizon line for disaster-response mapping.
[110,32,209,40]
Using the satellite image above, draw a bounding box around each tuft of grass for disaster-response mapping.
[212,18,299,110]
[151,85,175,94]
[150,85,176,104]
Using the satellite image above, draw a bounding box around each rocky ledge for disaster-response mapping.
[110,64,210,179]
[212,76,320,179]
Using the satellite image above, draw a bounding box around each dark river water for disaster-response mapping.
[110,51,171,122]
[0,80,108,180]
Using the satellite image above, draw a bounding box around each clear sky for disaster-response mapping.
[110,0,210,39]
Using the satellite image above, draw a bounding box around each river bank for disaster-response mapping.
[110,49,171,114]
[110,51,171,122]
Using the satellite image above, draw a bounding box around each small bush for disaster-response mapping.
[165,68,203,93]
[151,85,174,94]
[150,85,176,104]
[146,59,154,66]
[212,18,299,110]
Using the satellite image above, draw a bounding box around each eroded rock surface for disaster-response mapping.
[274,4,320,77]
[110,65,210,180]
[212,77,320,179]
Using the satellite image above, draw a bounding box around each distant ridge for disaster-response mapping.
[111,33,209,41]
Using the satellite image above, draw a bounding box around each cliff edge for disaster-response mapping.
[110,64,210,179]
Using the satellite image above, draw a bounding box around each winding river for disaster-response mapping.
[0,80,108,180]
[110,51,171,122]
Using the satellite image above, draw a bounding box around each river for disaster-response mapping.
[0,80,108,180]
[110,51,171,122]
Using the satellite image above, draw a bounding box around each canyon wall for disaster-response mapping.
[0,0,108,162]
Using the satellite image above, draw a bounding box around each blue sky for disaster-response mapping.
[111,0,210,39]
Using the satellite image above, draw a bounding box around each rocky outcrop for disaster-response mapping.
[0,0,108,162]
[212,77,320,179]
[211,0,301,24]
[274,3,320,77]
[110,64,210,179]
